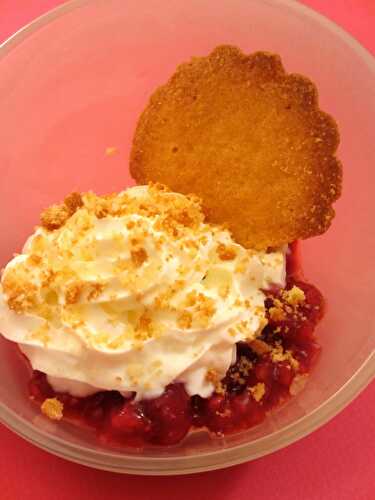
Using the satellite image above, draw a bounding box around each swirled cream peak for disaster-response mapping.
[0,184,285,399]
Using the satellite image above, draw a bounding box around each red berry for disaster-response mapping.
[255,361,273,383]
[274,362,294,387]
[143,384,192,445]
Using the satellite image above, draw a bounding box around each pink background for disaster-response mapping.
[0,1,374,499]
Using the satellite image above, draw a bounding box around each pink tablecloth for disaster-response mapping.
[0,1,374,499]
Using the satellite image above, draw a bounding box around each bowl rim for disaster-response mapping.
[0,0,374,475]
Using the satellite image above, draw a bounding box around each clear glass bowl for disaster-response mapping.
[0,0,374,475]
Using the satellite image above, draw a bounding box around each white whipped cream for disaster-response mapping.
[0,185,285,399]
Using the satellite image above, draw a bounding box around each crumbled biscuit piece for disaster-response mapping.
[2,268,38,314]
[149,182,170,193]
[194,293,216,327]
[174,208,195,228]
[40,192,84,231]
[206,368,225,394]
[271,344,299,370]
[177,310,192,329]
[87,283,105,301]
[40,204,71,230]
[41,398,64,420]
[249,382,266,402]
[64,192,84,214]
[216,243,237,261]
[28,254,42,266]
[185,290,198,307]
[65,281,83,305]
[131,248,148,267]
[269,305,286,322]
[105,146,117,156]
[282,285,306,306]
[133,311,155,342]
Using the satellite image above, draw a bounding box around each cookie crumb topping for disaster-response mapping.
[282,285,305,306]
[41,397,64,420]
[249,382,266,402]
[0,184,286,400]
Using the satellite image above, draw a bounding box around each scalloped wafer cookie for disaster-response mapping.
[130,45,342,249]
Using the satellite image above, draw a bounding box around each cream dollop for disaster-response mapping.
[0,185,285,399]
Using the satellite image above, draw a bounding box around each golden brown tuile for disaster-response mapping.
[130,45,342,249]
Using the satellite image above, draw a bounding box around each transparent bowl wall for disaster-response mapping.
[0,0,374,475]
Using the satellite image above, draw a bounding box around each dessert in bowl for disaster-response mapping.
[0,0,374,474]
[0,46,341,448]
[0,184,322,447]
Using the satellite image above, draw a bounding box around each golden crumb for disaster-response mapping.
[148,181,170,193]
[185,290,198,307]
[134,311,154,341]
[194,293,216,327]
[65,281,83,305]
[282,286,306,306]
[40,204,71,230]
[64,192,84,214]
[271,344,299,371]
[2,268,37,314]
[205,368,225,394]
[28,254,42,266]
[174,208,195,228]
[269,305,286,322]
[177,310,192,329]
[105,146,118,156]
[87,283,105,301]
[41,398,64,421]
[216,243,237,261]
[130,248,148,267]
[40,191,84,231]
[93,199,110,219]
[249,382,266,402]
